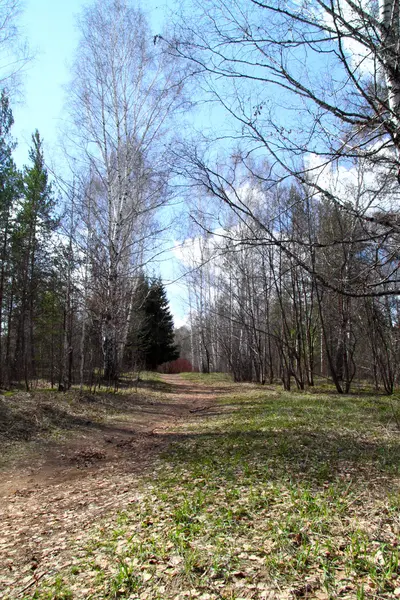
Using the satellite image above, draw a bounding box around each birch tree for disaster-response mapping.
[172,0,400,298]
[0,0,31,93]
[69,0,185,381]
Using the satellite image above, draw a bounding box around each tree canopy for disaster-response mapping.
[134,277,179,371]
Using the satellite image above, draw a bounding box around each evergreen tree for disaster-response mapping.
[12,130,57,386]
[136,277,179,370]
[0,90,20,386]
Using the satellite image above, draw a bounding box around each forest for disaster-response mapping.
[1,1,400,599]
[0,0,398,396]
[0,0,184,391]
[178,184,400,394]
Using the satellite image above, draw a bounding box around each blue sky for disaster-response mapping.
[13,0,170,166]
[13,0,82,167]
[12,0,189,327]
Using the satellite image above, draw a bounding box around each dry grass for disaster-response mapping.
[12,381,398,600]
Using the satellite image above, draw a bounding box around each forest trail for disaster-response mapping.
[0,375,227,599]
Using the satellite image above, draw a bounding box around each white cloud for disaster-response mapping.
[305,151,400,213]
[321,0,376,76]
[172,227,229,268]
[173,315,189,329]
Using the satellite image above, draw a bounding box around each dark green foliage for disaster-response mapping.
[128,276,179,370]
[0,91,21,386]
[11,130,58,386]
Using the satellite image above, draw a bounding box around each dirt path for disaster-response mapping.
[0,375,227,599]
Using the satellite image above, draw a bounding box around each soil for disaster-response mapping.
[0,375,228,599]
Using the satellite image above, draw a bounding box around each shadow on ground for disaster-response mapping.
[156,388,400,488]
[162,426,400,487]
[0,395,182,444]
[0,375,226,446]
[2,377,398,490]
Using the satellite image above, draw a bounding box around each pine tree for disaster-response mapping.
[135,278,179,370]
[12,130,57,387]
[0,91,20,386]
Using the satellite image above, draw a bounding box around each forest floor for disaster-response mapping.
[0,374,399,599]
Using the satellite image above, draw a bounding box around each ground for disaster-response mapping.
[0,375,227,598]
[0,374,399,599]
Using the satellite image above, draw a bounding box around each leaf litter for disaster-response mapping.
[0,375,399,599]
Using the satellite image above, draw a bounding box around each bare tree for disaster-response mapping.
[0,0,31,93]
[177,173,399,391]
[67,0,186,381]
[171,0,400,297]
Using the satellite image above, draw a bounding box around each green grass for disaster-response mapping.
[19,385,400,599]
[180,371,233,384]
[136,371,173,391]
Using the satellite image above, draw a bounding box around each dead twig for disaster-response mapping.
[17,570,48,596]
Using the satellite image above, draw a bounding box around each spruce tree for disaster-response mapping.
[137,278,179,370]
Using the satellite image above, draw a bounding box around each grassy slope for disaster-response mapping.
[22,378,400,599]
